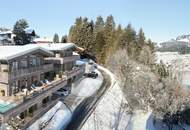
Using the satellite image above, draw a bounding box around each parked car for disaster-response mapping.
[53,88,69,97]
[84,71,98,79]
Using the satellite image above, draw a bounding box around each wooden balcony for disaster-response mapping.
[45,55,80,64]
[1,78,68,122]
[10,64,54,80]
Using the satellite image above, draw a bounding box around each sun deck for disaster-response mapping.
[0,76,66,114]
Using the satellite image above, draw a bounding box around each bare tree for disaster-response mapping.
[108,48,190,130]
[138,45,155,65]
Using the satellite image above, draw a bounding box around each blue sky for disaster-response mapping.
[0,0,189,43]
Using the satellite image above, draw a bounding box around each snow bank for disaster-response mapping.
[44,105,72,130]
[126,111,155,130]
[81,66,131,130]
[27,101,72,130]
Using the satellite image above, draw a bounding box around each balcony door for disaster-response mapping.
[12,61,18,71]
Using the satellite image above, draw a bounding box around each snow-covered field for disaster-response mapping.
[156,52,190,71]
[156,52,190,86]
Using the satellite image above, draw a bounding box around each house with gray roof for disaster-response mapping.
[0,43,85,129]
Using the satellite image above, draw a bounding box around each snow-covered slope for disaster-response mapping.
[156,52,190,86]
[81,66,157,130]
[176,34,190,43]
[158,34,190,50]
[27,102,72,130]
[81,66,130,130]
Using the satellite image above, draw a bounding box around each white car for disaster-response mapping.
[53,88,69,97]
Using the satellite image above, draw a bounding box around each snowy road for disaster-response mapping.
[64,70,111,130]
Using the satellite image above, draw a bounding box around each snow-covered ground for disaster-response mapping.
[156,52,179,65]
[156,52,190,86]
[27,102,72,130]
[72,69,103,97]
[81,64,190,130]
[81,66,158,130]
[156,52,190,71]
[27,65,103,130]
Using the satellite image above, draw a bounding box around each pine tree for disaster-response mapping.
[137,28,145,47]
[13,19,30,45]
[61,35,67,43]
[93,16,105,55]
[104,15,116,62]
[147,39,155,52]
[53,33,59,43]
[68,17,83,45]
[94,16,104,34]
[125,23,136,44]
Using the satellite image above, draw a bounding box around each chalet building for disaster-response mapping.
[0,29,35,45]
[0,31,15,45]
[0,43,85,129]
[0,45,54,96]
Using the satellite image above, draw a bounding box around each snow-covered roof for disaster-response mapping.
[25,43,77,51]
[0,46,53,61]
[0,31,12,35]
[33,38,52,43]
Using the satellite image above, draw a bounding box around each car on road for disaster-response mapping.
[84,71,98,79]
[53,88,69,97]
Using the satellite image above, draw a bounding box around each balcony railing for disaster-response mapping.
[10,64,54,80]
[64,67,84,79]
[2,78,67,119]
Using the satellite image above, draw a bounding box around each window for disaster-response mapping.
[12,61,18,70]
[29,56,37,67]
[20,60,27,68]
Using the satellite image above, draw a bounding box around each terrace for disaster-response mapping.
[0,66,82,115]
[0,77,66,114]
[10,64,54,80]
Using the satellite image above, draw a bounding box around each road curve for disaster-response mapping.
[64,69,111,130]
